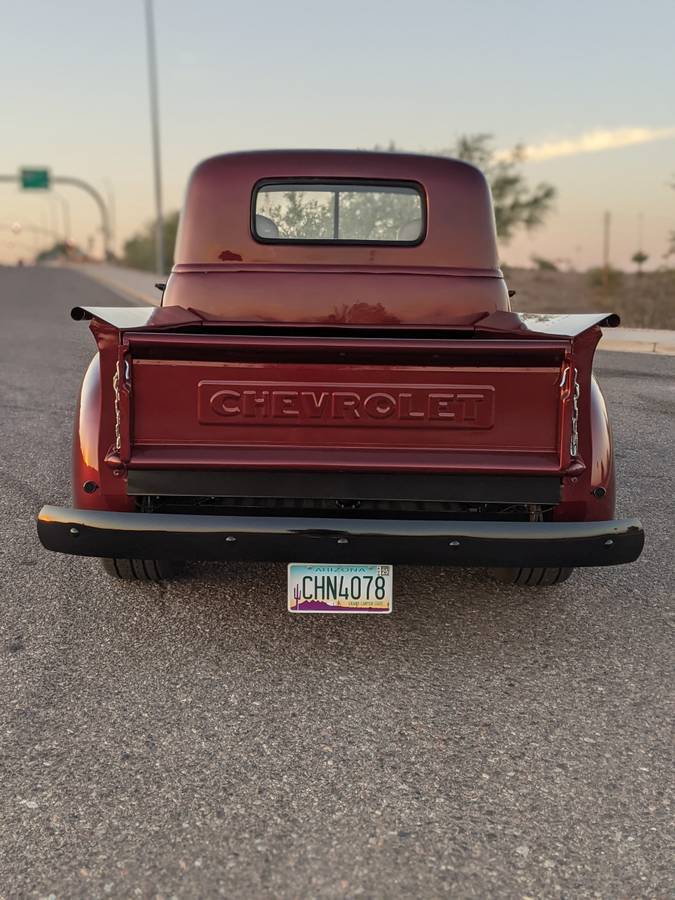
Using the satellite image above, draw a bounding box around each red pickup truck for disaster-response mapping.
[37,150,643,599]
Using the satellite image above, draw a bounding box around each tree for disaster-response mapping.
[631,250,648,274]
[531,255,558,271]
[123,211,180,272]
[668,175,675,258]
[376,135,556,241]
[447,134,556,241]
[261,135,556,245]
[35,241,85,263]
[258,191,334,240]
[587,265,623,292]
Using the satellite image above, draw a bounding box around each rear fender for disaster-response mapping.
[588,375,616,517]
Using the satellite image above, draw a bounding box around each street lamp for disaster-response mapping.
[102,178,117,256]
[53,192,71,241]
[144,0,165,276]
[44,192,70,243]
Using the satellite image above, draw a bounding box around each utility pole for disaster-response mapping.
[46,196,59,242]
[54,193,71,241]
[602,210,611,292]
[144,0,165,275]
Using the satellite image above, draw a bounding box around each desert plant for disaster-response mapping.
[631,250,648,274]
[587,266,624,292]
[123,211,180,272]
[531,255,559,271]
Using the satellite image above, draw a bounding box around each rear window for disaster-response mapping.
[253,180,425,244]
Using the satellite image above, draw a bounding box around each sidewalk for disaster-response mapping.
[72,262,162,306]
[596,327,675,355]
[72,262,675,356]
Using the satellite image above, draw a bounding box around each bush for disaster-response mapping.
[123,211,180,272]
[587,266,624,292]
[614,269,675,328]
[531,255,558,272]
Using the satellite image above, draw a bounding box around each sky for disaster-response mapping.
[1,0,674,268]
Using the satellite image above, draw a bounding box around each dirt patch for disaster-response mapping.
[505,267,675,329]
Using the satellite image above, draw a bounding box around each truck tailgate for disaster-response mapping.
[119,332,576,474]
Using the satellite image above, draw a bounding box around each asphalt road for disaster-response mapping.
[1,267,672,899]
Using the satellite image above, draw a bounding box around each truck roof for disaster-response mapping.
[174,149,500,273]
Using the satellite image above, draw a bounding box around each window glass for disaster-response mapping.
[254,182,424,243]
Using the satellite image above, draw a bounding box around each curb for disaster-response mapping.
[69,264,160,307]
[599,336,675,356]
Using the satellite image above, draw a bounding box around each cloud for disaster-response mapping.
[496,126,675,162]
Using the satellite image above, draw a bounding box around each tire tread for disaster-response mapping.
[101,558,177,582]
[489,566,574,587]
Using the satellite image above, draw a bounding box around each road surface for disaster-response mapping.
[1,267,672,898]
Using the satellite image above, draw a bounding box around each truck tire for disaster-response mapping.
[488,566,574,587]
[101,558,179,582]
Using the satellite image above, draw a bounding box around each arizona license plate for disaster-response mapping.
[287,564,393,614]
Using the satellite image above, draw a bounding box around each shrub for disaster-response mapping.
[587,266,624,292]
[531,256,558,271]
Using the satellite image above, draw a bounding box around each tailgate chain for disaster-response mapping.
[570,367,580,457]
[561,365,580,458]
[112,358,130,454]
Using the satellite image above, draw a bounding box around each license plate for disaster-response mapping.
[288,564,393,614]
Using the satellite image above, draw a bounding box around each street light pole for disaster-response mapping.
[102,178,117,257]
[144,0,165,276]
[53,192,71,241]
[46,196,60,242]
[602,210,611,293]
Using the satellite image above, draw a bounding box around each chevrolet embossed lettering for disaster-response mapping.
[198,381,495,428]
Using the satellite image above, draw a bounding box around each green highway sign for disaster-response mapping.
[20,167,50,190]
